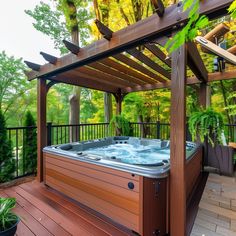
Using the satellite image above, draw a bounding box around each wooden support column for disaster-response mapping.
[170,45,187,236]
[113,90,127,116]
[199,83,211,108]
[37,78,47,182]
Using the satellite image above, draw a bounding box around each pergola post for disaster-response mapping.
[170,44,187,236]
[199,83,211,108]
[37,78,47,182]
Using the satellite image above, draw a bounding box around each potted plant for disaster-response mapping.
[0,198,19,236]
[109,115,133,136]
[189,107,234,176]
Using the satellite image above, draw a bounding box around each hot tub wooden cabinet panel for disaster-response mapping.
[44,153,167,236]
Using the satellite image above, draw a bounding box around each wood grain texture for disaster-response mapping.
[37,79,47,182]
[186,148,203,200]
[170,44,187,236]
[1,181,136,236]
[45,153,141,233]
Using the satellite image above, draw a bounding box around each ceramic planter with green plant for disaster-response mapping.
[188,107,234,176]
[109,115,133,136]
[0,198,19,236]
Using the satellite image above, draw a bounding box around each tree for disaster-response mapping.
[26,0,93,141]
[21,111,37,175]
[0,110,15,183]
[0,51,30,120]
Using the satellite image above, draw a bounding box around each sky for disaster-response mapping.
[0,0,60,64]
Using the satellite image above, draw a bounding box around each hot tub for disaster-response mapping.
[43,136,202,236]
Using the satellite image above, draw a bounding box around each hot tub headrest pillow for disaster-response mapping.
[60,144,73,150]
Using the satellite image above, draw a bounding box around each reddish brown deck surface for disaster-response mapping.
[0,181,136,236]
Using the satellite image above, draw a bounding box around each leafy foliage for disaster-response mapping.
[109,115,132,136]
[228,0,236,19]
[188,107,224,146]
[165,0,209,53]
[0,51,29,117]
[25,2,70,54]
[21,111,37,175]
[25,0,93,52]
[0,198,18,231]
[0,110,15,183]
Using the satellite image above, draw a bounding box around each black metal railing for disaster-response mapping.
[6,126,37,180]
[4,122,236,181]
[130,122,171,140]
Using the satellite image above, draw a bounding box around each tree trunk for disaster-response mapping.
[69,87,81,142]
[62,0,81,141]
[104,93,112,123]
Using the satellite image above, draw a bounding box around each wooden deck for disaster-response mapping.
[0,181,136,236]
[191,172,236,236]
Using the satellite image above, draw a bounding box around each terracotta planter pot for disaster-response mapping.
[0,218,19,236]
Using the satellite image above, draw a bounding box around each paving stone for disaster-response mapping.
[197,210,230,229]
[216,225,236,236]
[199,201,236,220]
[232,200,236,211]
[191,224,223,236]
[231,220,236,232]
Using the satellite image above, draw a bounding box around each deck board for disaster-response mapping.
[0,181,136,236]
[191,172,236,236]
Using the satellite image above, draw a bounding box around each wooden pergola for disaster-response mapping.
[25,1,236,235]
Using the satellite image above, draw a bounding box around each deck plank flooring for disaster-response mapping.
[191,173,236,236]
[0,181,136,236]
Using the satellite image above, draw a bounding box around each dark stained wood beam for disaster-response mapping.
[144,43,171,67]
[63,40,80,54]
[151,0,165,17]
[24,61,41,71]
[37,79,47,182]
[187,42,208,82]
[95,19,113,40]
[86,62,142,86]
[26,0,232,81]
[170,44,186,236]
[122,70,236,93]
[202,23,230,54]
[40,52,58,64]
[228,45,236,55]
[204,23,229,43]
[113,53,165,83]
[47,72,118,93]
[99,57,156,84]
[76,67,131,88]
[196,36,236,65]
[127,48,170,80]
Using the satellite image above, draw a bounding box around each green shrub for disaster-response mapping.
[21,111,37,174]
[0,110,15,183]
[109,115,133,136]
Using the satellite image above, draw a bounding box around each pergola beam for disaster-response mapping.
[144,43,171,67]
[63,40,80,54]
[87,61,145,86]
[127,48,171,80]
[151,0,165,17]
[95,19,113,40]
[187,42,208,82]
[122,70,236,93]
[196,36,236,65]
[26,0,232,80]
[47,72,118,93]
[99,57,157,84]
[40,52,58,64]
[24,61,41,71]
[112,53,164,83]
